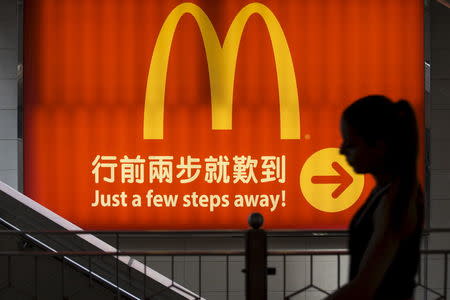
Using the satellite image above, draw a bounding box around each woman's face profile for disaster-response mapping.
[339,119,386,174]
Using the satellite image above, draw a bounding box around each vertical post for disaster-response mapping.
[89,256,92,287]
[8,256,12,287]
[245,212,267,300]
[226,255,229,300]
[425,252,428,300]
[171,255,174,286]
[283,255,286,298]
[144,256,147,300]
[61,256,65,299]
[418,252,422,285]
[34,255,38,299]
[444,253,448,300]
[116,232,120,299]
[337,254,341,289]
[199,255,202,298]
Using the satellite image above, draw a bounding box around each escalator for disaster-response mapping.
[0,181,201,300]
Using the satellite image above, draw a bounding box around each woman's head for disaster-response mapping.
[339,95,418,177]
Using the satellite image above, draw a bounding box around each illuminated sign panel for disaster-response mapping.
[24,0,424,230]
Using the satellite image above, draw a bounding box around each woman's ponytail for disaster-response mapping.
[389,100,420,232]
[391,99,418,177]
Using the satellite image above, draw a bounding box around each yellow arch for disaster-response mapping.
[144,2,300,139]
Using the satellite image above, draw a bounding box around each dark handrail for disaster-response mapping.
[0,250,246,256]
[0,228,448,235]
[1,249,450,256]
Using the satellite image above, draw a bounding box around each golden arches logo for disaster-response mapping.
[144,2,300,140]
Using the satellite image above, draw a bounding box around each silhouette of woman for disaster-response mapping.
[326,95,424,300]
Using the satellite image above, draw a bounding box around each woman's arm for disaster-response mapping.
[325,180,419,300]
[324,222,401,300]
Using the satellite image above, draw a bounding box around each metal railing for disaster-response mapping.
[269,250,449,300]
[1,227,450,299]
[0,247,448,299]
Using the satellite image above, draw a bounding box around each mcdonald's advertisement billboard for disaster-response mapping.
[24,0,424,230]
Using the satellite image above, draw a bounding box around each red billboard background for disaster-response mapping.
[24,0,424,230]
